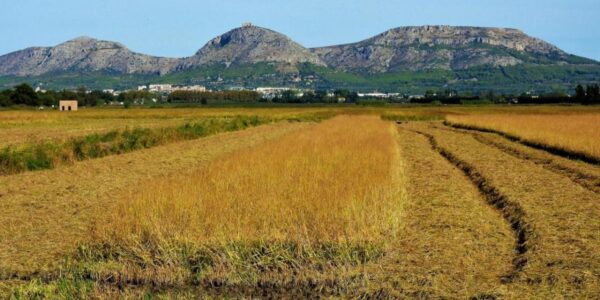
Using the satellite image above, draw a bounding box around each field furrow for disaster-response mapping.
[409,126,530,280]
[360,126,514,298]
[0,121,308,278]
[441,124,600,194]
[418,124,600,298]
[445,114,600,164]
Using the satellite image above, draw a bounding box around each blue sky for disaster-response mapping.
[1,0,599,60]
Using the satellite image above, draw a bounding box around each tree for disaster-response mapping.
[585,84,600,104]
[347,92,359,103]
[76,86,88,106]
[89,90,114,105]
[0,90,12,106]
[315,90,328,102]
[38,93,57,107]
[575,84,586,102]
[168,90,260,104]
[277,90,300,103]
[300,91,316,103]
[60,90,78,102]
[10,83,39,106]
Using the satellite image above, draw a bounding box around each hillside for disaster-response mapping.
[178,25,325,70]
[311,26,596,73]
[0,25,598,92]
[0,37,178,76]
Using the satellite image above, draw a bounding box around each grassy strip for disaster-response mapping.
[0,113,331,175]
[444,121,600,165]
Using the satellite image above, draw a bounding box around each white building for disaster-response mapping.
[148,84,174,92]
[144,84,207,93]
[177,85,206,92]
[256,87,291,94]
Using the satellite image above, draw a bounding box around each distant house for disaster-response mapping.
[59,100,78,111]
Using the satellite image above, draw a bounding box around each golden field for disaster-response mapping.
[0,107,333,146]
[101,115,403,245]
[446,113,600,162]
[76,115,405,291]
[0,105,599,298]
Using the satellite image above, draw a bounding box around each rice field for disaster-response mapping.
[446,113,600,162]
[1,106,599,298]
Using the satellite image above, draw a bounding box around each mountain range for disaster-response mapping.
[1,24,598,93]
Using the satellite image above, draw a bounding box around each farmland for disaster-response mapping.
[1,105,599,298]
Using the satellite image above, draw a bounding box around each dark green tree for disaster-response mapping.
[586,84,600,104]
[38,93,57,107]
[347,92,359,103]
[300,91,316,103]
[575,84,586,102]
[10,83,39,106]
[75,86,88,106]
[0,90,12,106]
[89,90,114,105]
[278,90,299,103]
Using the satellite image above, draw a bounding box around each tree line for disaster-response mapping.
[1,82,599,107]
[168,90,261,104]
[575,84,600,105]
[0,83,159,107]
[0,83,115,107]
[272,89,359,103]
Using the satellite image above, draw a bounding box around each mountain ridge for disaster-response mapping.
[0,25,598,92]
[310,25,591,74]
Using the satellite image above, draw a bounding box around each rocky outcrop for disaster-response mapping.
[179,25,325,69]
[311,26,576,73]
[0,25,595,78]
[0,37,178,76]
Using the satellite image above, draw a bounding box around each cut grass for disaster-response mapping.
[410,127,531,282]
[360,126,514,298]
[422,125,600,298]
[441,125,600,194]
[445,114,600,164]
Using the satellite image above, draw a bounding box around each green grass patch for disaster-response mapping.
[0,115,320,175]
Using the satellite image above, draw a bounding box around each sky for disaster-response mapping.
[1,0,599,60]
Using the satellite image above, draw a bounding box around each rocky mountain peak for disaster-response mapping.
[311,25,573,73]
[368,26,562,54]
[0,25,596,81]
[55,36,127,52]
[198,26,285,53]
[182,24,325,68]
[0,36,177,76]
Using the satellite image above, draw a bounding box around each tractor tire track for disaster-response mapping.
[444,122,600,165]
[437,124,600,194]
[407,126,532,282]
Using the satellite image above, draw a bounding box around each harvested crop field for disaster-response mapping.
[1,106,599,298]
